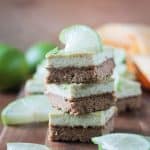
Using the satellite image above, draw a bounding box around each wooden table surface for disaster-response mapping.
[0,91,150,150]
[0,0,150,149]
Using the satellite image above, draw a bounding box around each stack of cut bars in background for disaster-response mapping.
[44,34,117,142]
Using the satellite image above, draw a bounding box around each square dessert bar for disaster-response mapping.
[115,78,142,112]
[45,49,115,84]
[48,106,116,142]
[117,96,141,112]
[25,61,48,95]
[45,79,116,115]
[25,79,45,95]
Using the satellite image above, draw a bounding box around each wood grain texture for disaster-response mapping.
[0,124,48,150]
[0,91,149,150]
[0,0,150,149]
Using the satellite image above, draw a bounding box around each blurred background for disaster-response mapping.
[0,0,149,49]
[0,0,149,92]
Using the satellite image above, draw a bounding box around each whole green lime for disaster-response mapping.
[25,42,56,73]
[0,44,29,91]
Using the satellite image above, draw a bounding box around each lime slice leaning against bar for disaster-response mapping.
[7,143,50,150]
[1,95,50,125]
[59,25,102,52]
[92,133,150,150]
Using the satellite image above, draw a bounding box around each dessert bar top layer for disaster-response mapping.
[49,106,116,127]
[33,60,48,80]
[46,48,113,68]
[25,79,45,94]
[46,79,114,99]
[115,78,142,99]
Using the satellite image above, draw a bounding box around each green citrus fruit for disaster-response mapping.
[25,42,56,73]
[0,44,29,91]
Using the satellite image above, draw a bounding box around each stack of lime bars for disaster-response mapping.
[24,25,142,142]
[42,25,116,142]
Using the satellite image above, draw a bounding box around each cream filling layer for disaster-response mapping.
[46,48,113,68]
[49,106,116,127]
[46,79,114,99]
[115,78,142,99]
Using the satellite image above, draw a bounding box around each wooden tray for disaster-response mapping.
[0,91,150,150]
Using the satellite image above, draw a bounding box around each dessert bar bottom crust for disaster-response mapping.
[48,118,114,142]
[48,92,116,115]
[117,96,141,113]
[46,58,114,84]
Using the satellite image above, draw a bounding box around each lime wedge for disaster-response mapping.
[59,25,102,52]
[1,95,50,125]
[7,143,50,150]
[92,133,150,150]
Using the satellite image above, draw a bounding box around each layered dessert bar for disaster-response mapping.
[111,47,142,112]
[112,47,135,80]
[46,25,116,142]
[48,106,116,142]
[115,78,142,112]
[25,61,48,95]
[45,48,115,84]
[25,79,45,95]
[45,79,116,115]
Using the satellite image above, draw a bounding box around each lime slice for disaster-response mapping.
[7,143,50,150]
[1,95,50,125]
[92,133,150,150]
[59,25,102,52]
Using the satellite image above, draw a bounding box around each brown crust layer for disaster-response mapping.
[46,58,115,84]
[117,95,141,112]
[48,118,114,142]
[47,92,116,115]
